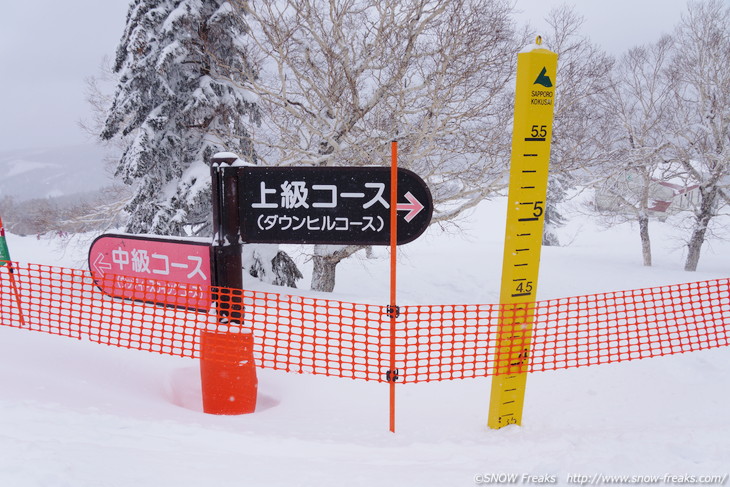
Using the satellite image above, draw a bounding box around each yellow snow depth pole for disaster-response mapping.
[488,38,558,429]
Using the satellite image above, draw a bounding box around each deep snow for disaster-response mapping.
[1,196,729,486]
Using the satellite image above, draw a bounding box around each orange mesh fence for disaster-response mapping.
[531,280,730,371]
[1,260,729,383]
[0,261,217,356]
[0,260,387,381]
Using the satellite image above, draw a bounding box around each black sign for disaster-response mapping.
[239,166,432,245]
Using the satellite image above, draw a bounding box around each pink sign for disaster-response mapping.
[89,234,212,311]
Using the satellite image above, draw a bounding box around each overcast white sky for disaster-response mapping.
[0,0,690,153]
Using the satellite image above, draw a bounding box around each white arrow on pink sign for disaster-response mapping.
[88,234,213,311]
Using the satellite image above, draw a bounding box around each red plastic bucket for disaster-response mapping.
[199,330,257,415]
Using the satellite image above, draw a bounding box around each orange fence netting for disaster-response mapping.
[1,260,729,383]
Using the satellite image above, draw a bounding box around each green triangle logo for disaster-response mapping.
[0,218,10,264]
[534,67,553,88]
[0,234,10,264]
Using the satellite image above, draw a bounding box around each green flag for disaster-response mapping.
[0,216,10,265]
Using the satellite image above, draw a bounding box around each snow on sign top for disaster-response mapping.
[211,152,244,167]
[212,151,239,160]
[520,35,554,54]
[88,233,212,311]
[211,152,255,167]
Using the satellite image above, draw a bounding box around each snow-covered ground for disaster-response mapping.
[1,197,729,486]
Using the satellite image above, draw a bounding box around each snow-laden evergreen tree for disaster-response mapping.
[101,0,258,237]
[542,173,568,247]
[101,0,301,287]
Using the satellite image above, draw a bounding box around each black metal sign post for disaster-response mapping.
[210,153,244,324]
[238,166,433,246]
[202,154,250,416]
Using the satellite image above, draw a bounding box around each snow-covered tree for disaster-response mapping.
[666,0,730,271]
[593,36,676,266]
[101,0,302,287]
[230,0,526,292]
[539,6,614,246]
[101,0,259,237]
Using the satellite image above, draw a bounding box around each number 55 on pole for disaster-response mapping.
[488,38,558,429]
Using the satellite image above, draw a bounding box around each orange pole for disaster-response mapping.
[8,273,26,328]
[389,140,398,433]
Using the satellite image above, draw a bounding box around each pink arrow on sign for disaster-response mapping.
[93,253,112,275]
[397,191,425,223]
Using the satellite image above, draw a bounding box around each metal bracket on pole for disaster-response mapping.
[385,369,400,382]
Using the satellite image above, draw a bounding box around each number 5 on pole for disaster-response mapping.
[488,38,558,429]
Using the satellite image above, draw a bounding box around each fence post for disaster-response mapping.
[200,152,257,415]
[388,140,398,433]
